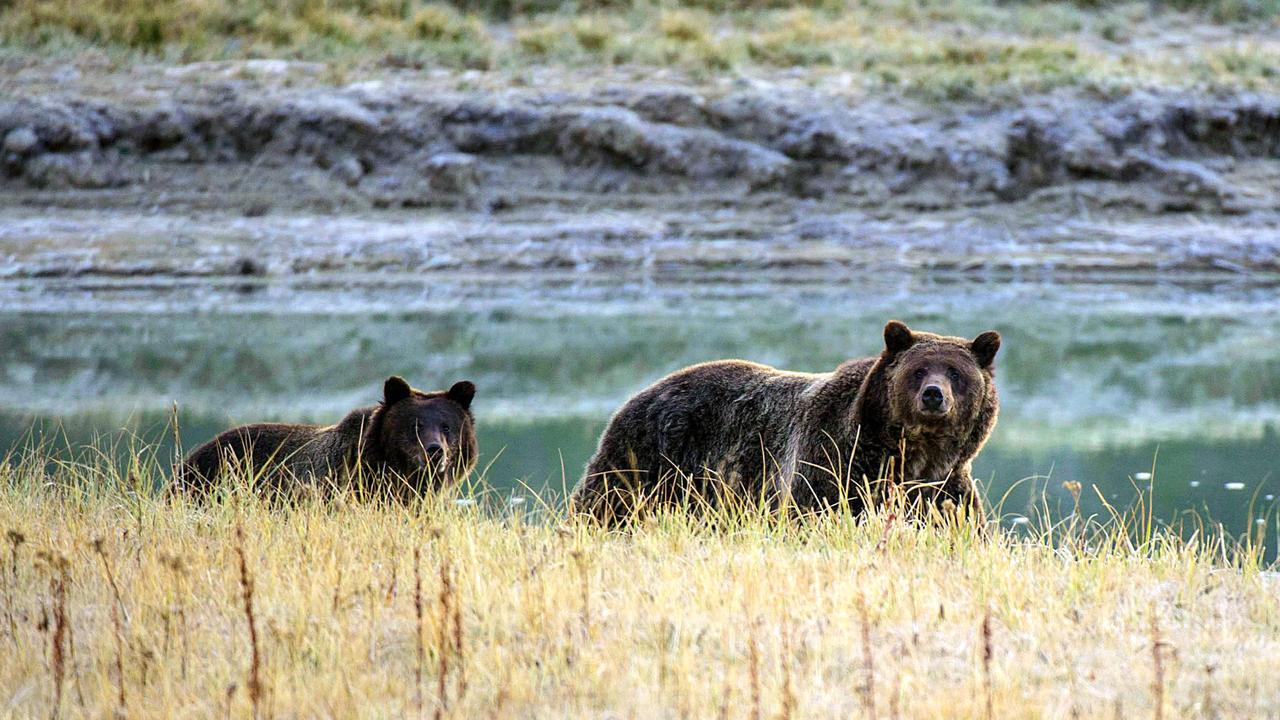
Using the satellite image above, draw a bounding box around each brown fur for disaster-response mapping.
[571,321,1000,524]
[176,376,478,500]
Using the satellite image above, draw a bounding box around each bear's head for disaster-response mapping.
[879,320,1000,436]
[367,376,478,490]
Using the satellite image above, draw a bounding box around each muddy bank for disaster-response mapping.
[5,76,1280,209]
[3,67,1280,276]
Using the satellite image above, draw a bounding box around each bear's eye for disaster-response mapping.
[913,368,927,381]
[946,367,961,382]
[441,424,451,435]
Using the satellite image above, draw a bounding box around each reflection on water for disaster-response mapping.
[1,274,1277,549]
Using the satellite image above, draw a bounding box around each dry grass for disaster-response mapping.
[1,442,1278,718]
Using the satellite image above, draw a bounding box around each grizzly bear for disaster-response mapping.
[177,376,477,499]
[571,321,1000,524]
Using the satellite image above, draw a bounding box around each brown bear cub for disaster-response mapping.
[571,321,1000,525]
[177,376,477,500]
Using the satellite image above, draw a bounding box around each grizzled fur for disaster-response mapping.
[177,376,477,499]
[572,321,1000,524]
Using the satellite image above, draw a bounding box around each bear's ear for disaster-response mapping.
[971,331,1001,369]
[447,381,476,410]
[384,376,413,406]
[883,320,915,356]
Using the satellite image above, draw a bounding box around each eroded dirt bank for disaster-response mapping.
[3,64,1280,277]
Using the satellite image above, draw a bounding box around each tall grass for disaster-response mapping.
[1,436,1278,717]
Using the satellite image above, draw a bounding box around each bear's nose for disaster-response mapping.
[921,385,945,411]
[425,442,445,462]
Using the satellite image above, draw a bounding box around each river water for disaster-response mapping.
[1,272,1277,545]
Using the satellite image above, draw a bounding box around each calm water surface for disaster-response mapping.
[2,273,1277,547]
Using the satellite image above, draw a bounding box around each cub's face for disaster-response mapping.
[881,321,1000,435]
[376,377,476,488]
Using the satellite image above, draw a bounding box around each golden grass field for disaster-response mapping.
[2,441,1278,719]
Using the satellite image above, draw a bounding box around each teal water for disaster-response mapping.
[1,274,1277,546]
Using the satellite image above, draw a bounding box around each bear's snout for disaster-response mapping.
[420,439,452,475]
[926,386,947,409]
[919,384,950,414]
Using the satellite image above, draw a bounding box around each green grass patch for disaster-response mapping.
[2,0,1280,97]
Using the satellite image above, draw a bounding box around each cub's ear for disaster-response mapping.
[384,376,413,405]
[883,320,915,355]
[447,381,476,410]
[971,331,1001,369]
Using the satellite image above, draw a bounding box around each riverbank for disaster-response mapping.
[5,64,1280,277]
[4,2,1280,277]
[1,454,1276,718]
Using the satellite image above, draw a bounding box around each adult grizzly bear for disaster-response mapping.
[571,321,1000,524]
[177,376,477,500]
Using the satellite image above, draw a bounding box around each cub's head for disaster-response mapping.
[372,376,477,489]
[880,320,1000,435]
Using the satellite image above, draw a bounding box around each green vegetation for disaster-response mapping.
[1,438,1278,717]
[3,0,1280,97]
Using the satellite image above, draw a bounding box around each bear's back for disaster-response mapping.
[179,422,330,493]
[635,360,819,433]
